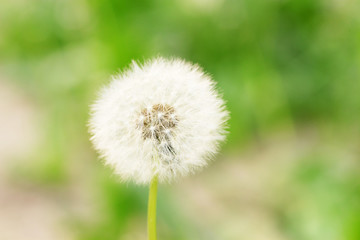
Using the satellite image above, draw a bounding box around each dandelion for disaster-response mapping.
[89,57,229,239]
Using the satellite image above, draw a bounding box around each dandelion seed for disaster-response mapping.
[89,57,229,184]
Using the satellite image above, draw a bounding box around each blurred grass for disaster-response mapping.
[0,0,360,239]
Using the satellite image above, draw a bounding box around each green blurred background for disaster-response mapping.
[0,0,359,239]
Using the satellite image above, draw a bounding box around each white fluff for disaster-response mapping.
[89,57,229,184]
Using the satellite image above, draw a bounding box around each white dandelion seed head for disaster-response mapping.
[89,57,229,184]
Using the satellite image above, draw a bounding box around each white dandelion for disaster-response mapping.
[89,57,229,240]
[89,57,229,184]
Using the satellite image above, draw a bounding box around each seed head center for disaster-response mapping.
[137,104,177,140]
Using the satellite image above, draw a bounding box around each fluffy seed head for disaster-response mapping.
[89,58,229,184]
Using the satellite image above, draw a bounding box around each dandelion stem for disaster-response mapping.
[148,174,158,240]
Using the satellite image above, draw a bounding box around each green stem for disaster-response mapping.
[148,175,158,240]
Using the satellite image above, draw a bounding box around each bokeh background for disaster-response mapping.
[1,0,360,239]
